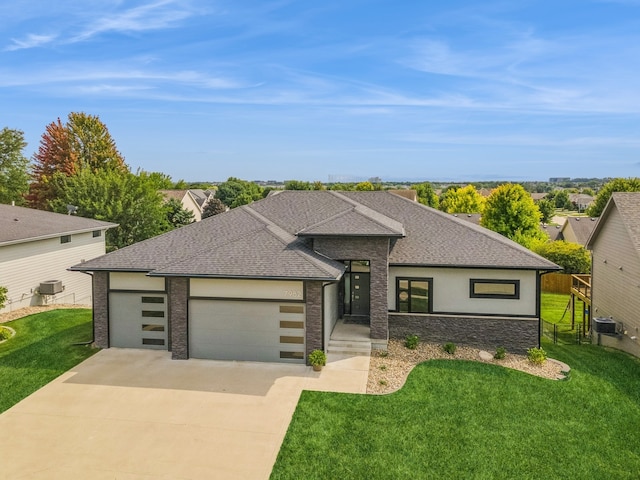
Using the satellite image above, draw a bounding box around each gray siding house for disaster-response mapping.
[586,192,640,357]
[71,191,559,363]
[0,204,116,313]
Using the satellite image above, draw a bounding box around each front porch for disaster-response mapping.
[328,318,372,355]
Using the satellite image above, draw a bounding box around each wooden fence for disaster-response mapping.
[541,273,572,294]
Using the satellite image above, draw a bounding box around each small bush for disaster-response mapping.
[0,286,7,310]
[443,342,456,355]
[494,347,507,360]
[378,379,388,386]
[0,327,10,341]
[405,334,419,350]
[308,349,326,367]
[376,350,389,358]
[378,364,387,371]
[527,347,547,365]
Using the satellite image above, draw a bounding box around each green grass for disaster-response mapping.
[0,309,98,413]
[271,340,640,480]
[541,292,587,325]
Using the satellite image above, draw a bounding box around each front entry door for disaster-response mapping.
[350,272,370,316]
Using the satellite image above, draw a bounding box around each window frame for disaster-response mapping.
[469,279,520,300]
[60,235,71,244]
[396,277,433,314]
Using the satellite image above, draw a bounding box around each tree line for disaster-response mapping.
[2,112,639,272]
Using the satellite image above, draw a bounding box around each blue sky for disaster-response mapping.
[1,0,640,183]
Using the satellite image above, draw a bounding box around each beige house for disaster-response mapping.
[559,216,598,245]
[586,192,640,357]
[160,189,214,222]
[0,204,115,313]
[72,191,558,364]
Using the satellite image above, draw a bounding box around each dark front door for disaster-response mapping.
[350,272,370,316]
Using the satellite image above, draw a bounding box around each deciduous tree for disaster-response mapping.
[439,185,485,213]
[481,183,545,248]
[215,177,264,208]
[533,241,591,274]
[49,169,169,250]
[0,127,30,205]
[586,177,640,217]
[412,182,439,208]
[29,112,127,209]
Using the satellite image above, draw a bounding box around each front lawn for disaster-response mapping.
[541,292,586,325]
[0,309,97,413]
[271,341,640,479]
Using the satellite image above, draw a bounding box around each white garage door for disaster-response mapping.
[109,292,168,350]
[189,300,305,363]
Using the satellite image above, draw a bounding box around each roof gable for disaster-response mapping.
[588,192,640,253]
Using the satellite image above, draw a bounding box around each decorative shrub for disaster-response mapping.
[405,334,419,350]
[494,347,507,360]
[527,347,547,365]
[443,342,456,355]
[0,286,7,310]
[308,349,326,367]
[0,326,11,341]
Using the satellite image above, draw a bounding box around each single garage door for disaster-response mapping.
[109,292,168,350]
[189,300,305,363]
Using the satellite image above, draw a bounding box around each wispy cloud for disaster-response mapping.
[4,0,202,50]
[5,33,57,51]
[72,0,198,42]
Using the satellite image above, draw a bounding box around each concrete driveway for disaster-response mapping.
[0,349,369,480]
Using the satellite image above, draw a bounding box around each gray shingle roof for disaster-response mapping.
[0,204,116,246]
[72,190,559,277]
[339,191,558,270]
[72,205,344,280]
[560,216,598,245]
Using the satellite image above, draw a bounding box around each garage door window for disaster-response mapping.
[142,338,165,346]
[142,296,164,304]
[280,351,304,360]
[142,324,164,332]
[142,310,165,318]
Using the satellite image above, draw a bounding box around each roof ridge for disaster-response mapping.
[245,205,345,278]
[317,191,404,235]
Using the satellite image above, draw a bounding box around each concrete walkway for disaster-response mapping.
[0,349,370,480]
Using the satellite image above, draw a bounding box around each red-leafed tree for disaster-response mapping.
[28,112,127,209]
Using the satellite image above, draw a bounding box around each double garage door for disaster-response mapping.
[189,300,306,363]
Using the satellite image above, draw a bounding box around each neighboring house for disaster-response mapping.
[71,191,559,364]
[558,216,598,245]
[159,189,214,222]
[0,204,116,313]
[586,192,640,358]
[568,193,594,212]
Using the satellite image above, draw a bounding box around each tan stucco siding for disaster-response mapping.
[0,232,105,312]
[388,266,538,316]
[190,278,304,300]
[323,282,339,348]
[109,272,166,291]
[591,207,640,347]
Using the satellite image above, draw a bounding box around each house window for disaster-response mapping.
[92,230,102,238]
[470,279,520,299]
[397,278,432,313]
[60,235,71,244]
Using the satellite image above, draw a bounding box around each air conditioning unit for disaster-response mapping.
[39,280,63,295]
[594,317,616,334]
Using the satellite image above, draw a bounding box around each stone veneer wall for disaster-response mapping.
[169,277,189,360]
[92,271,109,348]
[313,237,390,343]
[389,314,539,354]
[305,281,322,362]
